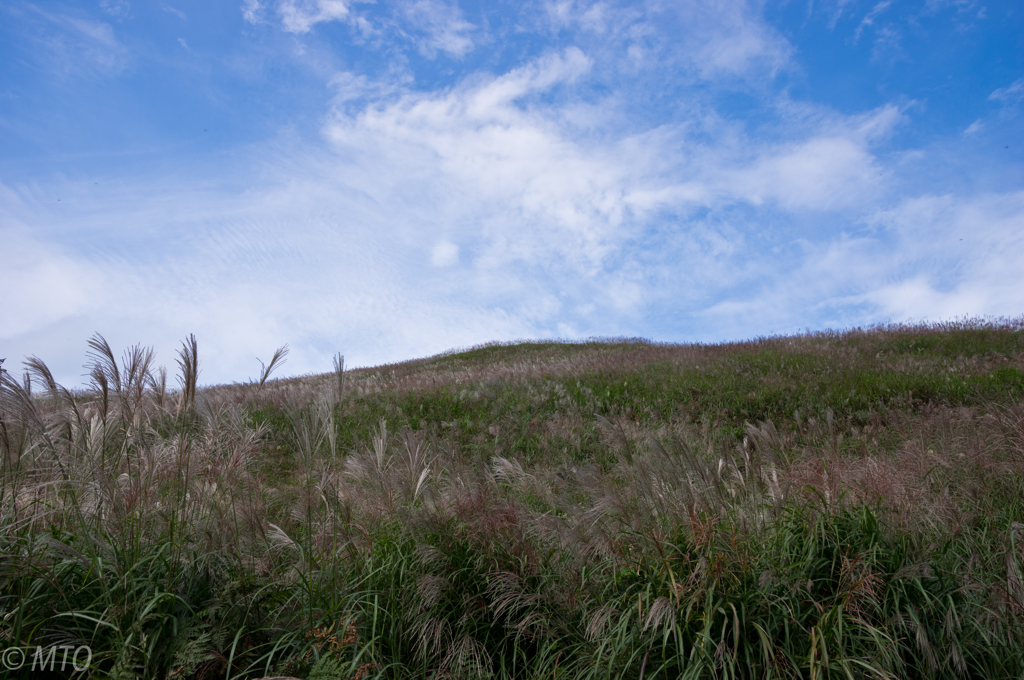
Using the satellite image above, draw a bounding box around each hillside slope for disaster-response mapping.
[2,320,1023,679]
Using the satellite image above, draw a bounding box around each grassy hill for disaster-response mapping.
[1,320,1023,679]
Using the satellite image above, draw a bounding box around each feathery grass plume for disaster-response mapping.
[0,361,73,484]
[175,333,199,416]
[333,353,345,407]
[87,333,123,400]
[254,344,290,398]
[149,365,168,410]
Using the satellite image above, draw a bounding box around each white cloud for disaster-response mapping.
[862,277,988,321]
[241,0,263,23]
[870,24,903,63]
[328,69,412,105]
[312,52,921,334]
[19,7,130,76]
[732,134,885,211]
[853,0,892,42]
[543,0,621,35]
[162,4,187,21]
[672,0,793,78]
[866,192,1024,318]
[819,0,859,29]
[0,47,643,383]
[0,224,108,339]
[714,103,903,210]
[243,0,475,57]
[403,0,475,58]
[275,0,350,33]
[431,240,459,267]
[0,165,547,386]
[541,0,792,80]
[322,49,612,268]
[990,78,1024,104]
[700,189,1024,332]
[99,0,130,18]
[963,119,983,134]
[922,0,983,17]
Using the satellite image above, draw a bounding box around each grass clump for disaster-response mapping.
[1,319,1023,678]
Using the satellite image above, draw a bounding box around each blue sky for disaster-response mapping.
[1,0,1022,386]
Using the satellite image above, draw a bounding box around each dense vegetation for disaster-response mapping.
[1,319,1022,679]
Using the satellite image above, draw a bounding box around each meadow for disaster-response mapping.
[1,319,1022,679]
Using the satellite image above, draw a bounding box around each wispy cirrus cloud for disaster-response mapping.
[990,78,1024,105]
[673,0,793,78]
[6,4,130,77]
[852,191,1024,321]
[162,4,187,21]
[853,1,892,41]
[242,0,476,58]
[402,0,475,58]
[242,0,350,33]
[702,190,1024,333]
[278,0,350,33]
[724,104,904,211]
[538,0,792,81]
[99,0,130,19]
